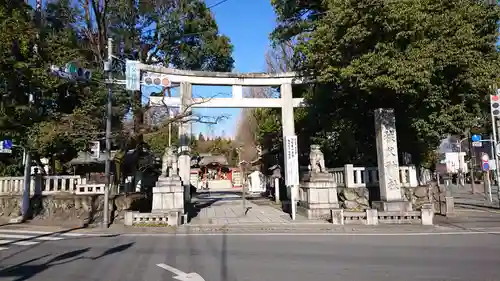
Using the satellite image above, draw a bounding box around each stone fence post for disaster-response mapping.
[344,164,355,187]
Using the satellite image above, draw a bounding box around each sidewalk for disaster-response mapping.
[0,220,448,235]
[433,183,500,230]
[188,192,323,225]
[2,186,500,235]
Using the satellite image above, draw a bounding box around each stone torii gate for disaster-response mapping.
[123,62,412,225]
[134,64,305,202]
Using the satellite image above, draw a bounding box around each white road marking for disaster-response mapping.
[0,234,63,241]
[0,229,84,236]
[0,239,39,246]
[0,247,9,251]
[157,263,206,281]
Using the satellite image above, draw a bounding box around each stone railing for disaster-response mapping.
[327,164,418,188]
[0,176,105,195]
[124,210,181,226]
[331,205,433,225]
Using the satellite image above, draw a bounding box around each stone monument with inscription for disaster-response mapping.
[151,146,185,225]
[297,145,339,219]
[371,108,412,212]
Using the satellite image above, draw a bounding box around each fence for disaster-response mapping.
[0,175,105,195]
[327,164,418,188]
[331,205,434,225]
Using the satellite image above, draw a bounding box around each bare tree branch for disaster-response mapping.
[234,41,296,161]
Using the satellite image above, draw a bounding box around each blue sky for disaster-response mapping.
[142,0,277,139]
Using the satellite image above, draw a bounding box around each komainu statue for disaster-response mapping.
[161,146,178,177]
[309,145,326,173]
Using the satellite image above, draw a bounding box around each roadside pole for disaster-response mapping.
[103,38,113,228]
[21,149,31,220]
[492,84,500,203]
[486,170,492,202]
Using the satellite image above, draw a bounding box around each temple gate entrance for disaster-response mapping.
[126,62,305,222]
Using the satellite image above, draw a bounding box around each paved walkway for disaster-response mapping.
[434,183,500,230]
[188,192,324,226]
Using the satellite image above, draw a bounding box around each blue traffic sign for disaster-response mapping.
[472,134,481,142]
[482,162,490,171]
[2,139,12,149]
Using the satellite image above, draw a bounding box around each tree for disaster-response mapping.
[71,0,233,180]
[234,42,301,167]
[273,0,500,168]
[0,1,108,174]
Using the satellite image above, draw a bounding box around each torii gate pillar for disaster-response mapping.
[178,82,192,203]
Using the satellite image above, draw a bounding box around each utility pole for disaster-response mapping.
[493,84,500,203]
[103,38,113,228]
[21,0,42,221]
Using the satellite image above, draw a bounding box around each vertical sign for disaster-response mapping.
[284,135,299,186]
[90,141,100,159]
[125,60,140,91]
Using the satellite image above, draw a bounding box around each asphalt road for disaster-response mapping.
[1,230,500,281]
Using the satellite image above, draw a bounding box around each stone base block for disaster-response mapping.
[372,200,413,212]
[156,176,182,185]
[421,204,434,225]
[441,196,455,217]
[298,178,339,220]
[152,185,184,193]
[301,172,334,182]
[297,204,339,220]
[152,191,184,212]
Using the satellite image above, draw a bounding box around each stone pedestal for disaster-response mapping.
[297,172,339,219]
[152,175,185,213]
[373,108,412,212]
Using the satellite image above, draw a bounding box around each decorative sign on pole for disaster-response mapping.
[125,60,140,91]
[284,135,299,186]
[0,139,13,153]
[471,134,482,147]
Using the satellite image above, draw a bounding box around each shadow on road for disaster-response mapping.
[0,226,121,263]
[0,242,134,281]
[183,221,232,281]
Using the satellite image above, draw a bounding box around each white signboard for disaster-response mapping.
[488,159,497,170]
[284,135,299,186]
[472,141,482,147]
[125,60,140,91]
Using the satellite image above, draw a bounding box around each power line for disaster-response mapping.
[142,0,232,35]
[208,0,231,9]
